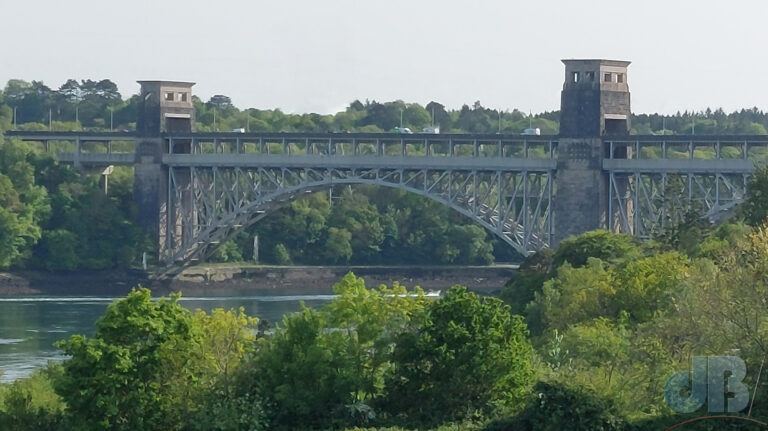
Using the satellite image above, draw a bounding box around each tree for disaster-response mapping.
[0,140,49,268]
[256,306,355,430]
[0,366,67,431]
[612,252,689,323]
[553,230,640,269]
[255,274,429,429]
[55,289,201,431]
[526,258,615,333]
[492,382,626,431]
[385,286,534,425]
[743,165,768,226]
[323,227,352,263]
[186,308,268,431]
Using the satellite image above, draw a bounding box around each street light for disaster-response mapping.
[101,165,114,195]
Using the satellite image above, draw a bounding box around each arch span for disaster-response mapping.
[160,165,554,270]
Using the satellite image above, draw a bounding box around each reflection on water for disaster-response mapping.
[0,295,335,383]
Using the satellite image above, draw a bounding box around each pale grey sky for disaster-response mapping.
[1,0,766,115]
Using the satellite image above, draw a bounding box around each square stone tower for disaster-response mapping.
[554,59,632,245]
[136,81,196,136]
[134,81,196,254]
[559,59,631,137]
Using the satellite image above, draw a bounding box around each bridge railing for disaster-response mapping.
[5,131,138,167]
[604,135,768,162]
[167,133,560,160]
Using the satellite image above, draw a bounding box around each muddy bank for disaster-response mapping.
[0,265,517,297]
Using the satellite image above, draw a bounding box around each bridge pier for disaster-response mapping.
[552,138,609,245]
[553,59,632,245]
[134,137,166,252]
[133,81,196,262]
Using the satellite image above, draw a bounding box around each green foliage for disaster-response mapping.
[208,239,244,263]
[0,366,67,431]
[257,306,355,429]
[553,230,640,268]
[527,258,615,333]
[0,139,49,268]
[492,381,626,431]
[501,248,554,315]
[54,288,200,430]
[612,252,688,323]
[743,165,768,226]
[256,273,430,430]
[187,308,268,431]
[273,243,291,265]
[385,286,534,425]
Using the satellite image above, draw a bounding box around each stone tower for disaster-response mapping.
[553,59,631,245]
[136,81,196,136]
[559,59,631,137]
[133,81,196,257]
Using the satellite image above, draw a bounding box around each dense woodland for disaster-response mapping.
[3,79,768,429]
[1,78,768,271]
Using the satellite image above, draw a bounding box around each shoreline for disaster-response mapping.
[0,264,517,297]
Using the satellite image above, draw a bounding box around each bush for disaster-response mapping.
[0,366,67,431]
[54,288,200,430]
[492,381,626,431]
[553,230,640,269]
[385,287,534,426]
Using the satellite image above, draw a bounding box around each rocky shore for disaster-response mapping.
[0,265,517,297]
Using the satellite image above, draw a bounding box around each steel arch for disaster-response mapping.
[162,166,554,266]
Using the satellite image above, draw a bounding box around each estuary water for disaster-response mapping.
[0,294,335,383]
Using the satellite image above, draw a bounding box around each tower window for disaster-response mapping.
[177,93,188,102]
[572,72,580,82]
[165,92,174,101]
[586,71,595,81]
[604,73,612,82]
[617,73,624,83]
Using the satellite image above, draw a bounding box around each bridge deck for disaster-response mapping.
[5,131,768,173]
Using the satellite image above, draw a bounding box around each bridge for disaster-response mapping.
[4,60,767,269]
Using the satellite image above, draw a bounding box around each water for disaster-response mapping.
[0,294,335,383]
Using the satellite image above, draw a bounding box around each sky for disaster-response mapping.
[1,0,766,116]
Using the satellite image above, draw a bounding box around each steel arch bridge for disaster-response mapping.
[7,131,768,272]
[160,134,558,264]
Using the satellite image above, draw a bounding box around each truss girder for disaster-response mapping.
[163,166,554,264]
[608,171,747,238]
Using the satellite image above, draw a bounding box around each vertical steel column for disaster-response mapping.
[608,172,613,232]
[167,167,174,258]
[547,171,554,243]
[74,137,81,169]
[633,171,640,236]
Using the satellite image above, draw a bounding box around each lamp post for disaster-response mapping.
[101,165,114,195]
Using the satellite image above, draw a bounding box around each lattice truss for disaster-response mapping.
[608,171,747,238]
[162,166,554,264]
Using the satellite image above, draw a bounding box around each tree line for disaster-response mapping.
[2,78,768,135]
